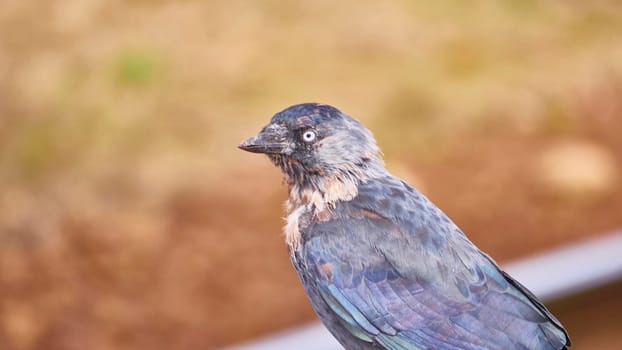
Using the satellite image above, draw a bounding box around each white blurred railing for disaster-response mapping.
[225,230,622,350]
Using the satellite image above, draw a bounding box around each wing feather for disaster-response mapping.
[303,176,569,349]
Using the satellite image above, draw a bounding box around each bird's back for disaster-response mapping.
[294,174,570,350]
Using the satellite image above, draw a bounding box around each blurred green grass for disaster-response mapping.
[115,50,164,87]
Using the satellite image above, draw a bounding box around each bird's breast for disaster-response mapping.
[284,203,309,252]
[284,178,359,253]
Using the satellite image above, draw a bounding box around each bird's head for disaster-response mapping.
[239,103,385,192]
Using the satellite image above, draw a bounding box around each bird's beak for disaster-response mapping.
[238,123,290,154]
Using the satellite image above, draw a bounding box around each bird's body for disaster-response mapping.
[239,103,570,350]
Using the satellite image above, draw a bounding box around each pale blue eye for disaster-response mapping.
[302,130,316,143]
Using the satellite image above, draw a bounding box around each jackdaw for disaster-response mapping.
[239,103,570,350]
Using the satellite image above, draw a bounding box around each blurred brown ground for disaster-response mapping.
[1,1,622,349]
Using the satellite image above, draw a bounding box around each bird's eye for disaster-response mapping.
[301,130,316,143]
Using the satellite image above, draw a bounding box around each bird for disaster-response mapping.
[238,103,571,350]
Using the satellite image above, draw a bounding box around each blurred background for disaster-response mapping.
[1,1,622,349]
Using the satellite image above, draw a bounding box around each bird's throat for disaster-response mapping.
[283,175,358,253]
[287,174,358,213]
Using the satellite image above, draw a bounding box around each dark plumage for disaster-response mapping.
[239,103,571,350]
